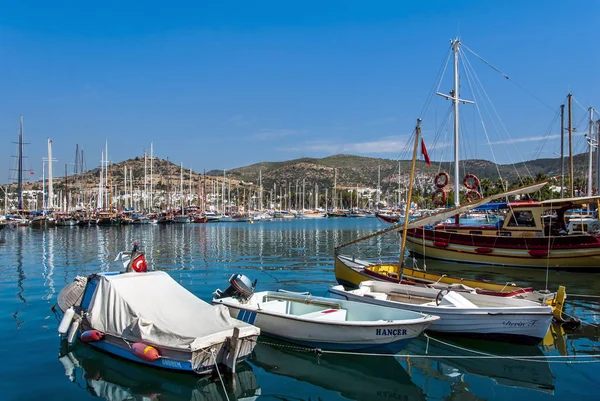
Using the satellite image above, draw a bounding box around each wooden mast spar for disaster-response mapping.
[398,119,421,274]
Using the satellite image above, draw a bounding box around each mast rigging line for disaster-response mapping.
[460,47,532,181]
[460,42,557,112]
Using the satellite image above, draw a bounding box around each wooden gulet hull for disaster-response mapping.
[334,255,533,295]
[405,229,600,269]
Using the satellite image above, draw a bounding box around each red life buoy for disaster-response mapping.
[434,172,450,188]
[463,174,480,190]
[466,190,482,203]
[432,189,447,206]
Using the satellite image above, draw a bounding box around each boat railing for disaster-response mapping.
[265,293,342,309]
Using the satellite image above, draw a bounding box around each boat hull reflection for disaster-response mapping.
[250,340,425,401]
[58,342,260,401]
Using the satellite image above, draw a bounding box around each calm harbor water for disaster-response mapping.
[1,218,599,401]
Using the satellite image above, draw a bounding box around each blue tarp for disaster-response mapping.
[472,202,508,211]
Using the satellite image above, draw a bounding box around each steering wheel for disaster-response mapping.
[435,289,450,306]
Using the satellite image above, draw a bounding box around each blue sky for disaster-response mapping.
[1,1,599,183]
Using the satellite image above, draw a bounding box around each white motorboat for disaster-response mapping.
[213,275,438,352]
[329,280,554,344]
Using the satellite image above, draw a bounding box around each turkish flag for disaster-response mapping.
[131,253,147,273]
[421,138,431,166]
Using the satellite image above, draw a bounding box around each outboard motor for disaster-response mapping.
[213,274,256,302]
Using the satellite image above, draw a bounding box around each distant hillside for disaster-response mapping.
[10,152,593,194]
[216,153,592,190]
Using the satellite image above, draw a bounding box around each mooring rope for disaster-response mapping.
[211,349,231,401]
[256,335,600,365]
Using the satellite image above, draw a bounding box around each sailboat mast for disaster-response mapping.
[180,162,183,212]
[150,142,153,211]
[399,119,422,269]
[377,165,381,210]
[560,104,565,199]
[435,39,473,207]
[48,138,54,210]
[588,107,595,197]
[568,93,574,197]
[18,115,24,211]
[452,39,461,207]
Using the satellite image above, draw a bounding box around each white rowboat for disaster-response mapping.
[329,280,553,344]
[213,290,438,352]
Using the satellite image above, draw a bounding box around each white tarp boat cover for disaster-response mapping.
[87,271,259,351]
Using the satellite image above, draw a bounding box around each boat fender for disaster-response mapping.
[463,174,480,190]
[528,249,548,258]
[466,190,482,203]
[432,189,447,206]
[80,330,104,342]
[67,319,80,345]
[475,247,493,254]
[434,172,449,188]
[434,241,448,248]
[131,342,160,362]
[58,307,75,335]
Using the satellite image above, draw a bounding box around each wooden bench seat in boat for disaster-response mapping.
[300,308,348,321]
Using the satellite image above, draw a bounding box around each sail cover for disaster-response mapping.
[87,271,259,350]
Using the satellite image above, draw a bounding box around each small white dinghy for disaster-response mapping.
[213,275,438,352]
[329,280,554,344]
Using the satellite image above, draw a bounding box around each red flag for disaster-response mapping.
[421,138,431,166]
[29,170,35,175]
[131,253,147,273]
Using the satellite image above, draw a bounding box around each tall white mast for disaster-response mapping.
[587,107,596,197]
[47,138,54,210]
[104,141,108,209]
[150,142,153,211]
[259,170,263,211]
[436,39,473,207]
[377,165,380,210]
[179,162,184,214]
[124,165,128,209]
[98,151,103,209]
[398,161,401,208]
[144,150,147,210]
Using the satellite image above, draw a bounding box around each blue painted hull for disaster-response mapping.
[86,338,194,372]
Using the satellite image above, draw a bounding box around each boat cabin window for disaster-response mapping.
[507,210,536,227]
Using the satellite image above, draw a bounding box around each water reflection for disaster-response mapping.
[2,219,599,400]
[399,336,555,397]
[13,232,26,329]
[59,343,260,401]
[251,341,425,401]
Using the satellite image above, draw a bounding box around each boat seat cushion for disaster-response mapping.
[300,308,347,321]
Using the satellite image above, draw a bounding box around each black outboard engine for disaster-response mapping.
[213,274,256,302]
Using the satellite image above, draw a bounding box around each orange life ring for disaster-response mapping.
[466,190,482,203]
[463,174,480,190]
[432,188,447,206]
[435,172,449,188]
